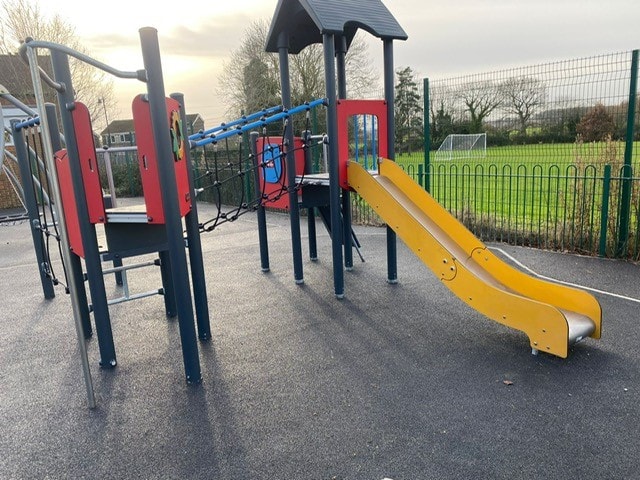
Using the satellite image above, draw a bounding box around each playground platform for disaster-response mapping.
[1,199,640,479]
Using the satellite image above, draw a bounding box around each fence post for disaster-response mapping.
[599,164,612,257]
[616,49,638,257]
[423,77,431,193]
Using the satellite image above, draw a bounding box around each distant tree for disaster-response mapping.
[0,0,115,132]
[429,84,460,147]
[576,103,615,142]
[219,19,378,132]
[219,20,279,118]
[242,57,281,116]
[458,80,501,133]
[500,76,546,135]
[394,66,423,154]
[430,100,454,149]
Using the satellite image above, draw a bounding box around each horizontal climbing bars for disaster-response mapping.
[191,98,326,148]
[189,105,284,141]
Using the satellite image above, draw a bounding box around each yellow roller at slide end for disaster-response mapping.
[347,159,602,358]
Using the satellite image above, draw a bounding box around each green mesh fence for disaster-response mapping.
[381,50,640,259]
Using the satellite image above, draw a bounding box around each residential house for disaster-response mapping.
[100,113,205,147]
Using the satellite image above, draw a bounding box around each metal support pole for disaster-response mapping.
[25,47,95,409]
[50,50,117,368]
[617,49,638,257]
[159,250,177,317]
[278,31,304,285]
[250,131,270,272]
[101,148,118,207]
[323,33,345,298]
[312,108,320,171]
[383,39,398,284]
[171,92,211,341]
[336,36,353,271]
[303,130,318,261]
[139,27,201,383]
[12,120,55,299]
[241,113,253,200]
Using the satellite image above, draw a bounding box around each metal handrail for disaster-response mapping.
[19,38,146,92]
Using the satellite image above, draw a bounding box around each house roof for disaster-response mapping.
[101,113,204,136]
[185,113,202,126]
[101,119,134,135]
[265,0,407,54]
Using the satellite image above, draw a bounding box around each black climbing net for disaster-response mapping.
[194,111,322,233]
[21,122,70,292]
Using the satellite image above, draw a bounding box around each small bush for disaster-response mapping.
[576,103,616,142]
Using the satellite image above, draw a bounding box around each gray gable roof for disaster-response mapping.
[101,119,134,135]
[102,114,204,136]
[266,0,407,54]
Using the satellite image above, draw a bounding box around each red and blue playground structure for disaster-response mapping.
[14,0,601,408]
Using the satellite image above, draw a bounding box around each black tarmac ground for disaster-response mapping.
[1,201,639,480]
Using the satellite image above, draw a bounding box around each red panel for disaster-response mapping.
[132,94,164,223]
[71,102,105,223]
[336,99,388,190]
[131,95,192,224]
[255,137,305,210]
[54,149,85,258]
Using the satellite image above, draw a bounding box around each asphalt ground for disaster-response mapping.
[1,201,640,479]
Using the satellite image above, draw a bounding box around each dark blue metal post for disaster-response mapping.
[11,120,56,300]
[45,102,92,337]
[50,50,117,365]
[171,92,211,340]
[336,36,353,271]
[139,27,201,383]
[303,129,318,261]
[158,250,177,317]
[383,39,398,284]
[323,33,345,298]
[278,31,305,285]
[250,131,270,271]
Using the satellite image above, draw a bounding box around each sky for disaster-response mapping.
[35,0,640,126]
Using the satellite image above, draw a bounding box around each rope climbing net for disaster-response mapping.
[190,99,326,233]
[15,117,69,291]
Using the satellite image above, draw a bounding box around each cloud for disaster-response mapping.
[85,13,265,60]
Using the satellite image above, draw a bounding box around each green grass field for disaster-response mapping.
[397,140,639,171]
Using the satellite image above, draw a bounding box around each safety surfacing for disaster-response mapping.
[1,201,639,479]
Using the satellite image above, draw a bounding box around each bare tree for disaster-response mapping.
[218,19,379,121]
[219,19,280,117]
[0,0,115,132]
[458,80,501,133]
[500,76,546,135]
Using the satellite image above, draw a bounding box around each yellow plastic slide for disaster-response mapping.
[348,159,602,358]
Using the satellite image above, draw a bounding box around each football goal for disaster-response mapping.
[435,133,487,161]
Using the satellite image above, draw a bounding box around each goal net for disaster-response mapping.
[435,133,486,161]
